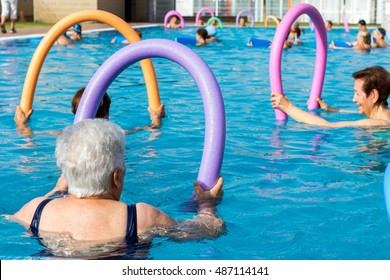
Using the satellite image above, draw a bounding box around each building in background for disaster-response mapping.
[0,0,386,25]
[384,0,390,35]
[177,0,384,24]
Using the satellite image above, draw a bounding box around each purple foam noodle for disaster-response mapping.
[269,3,327,120]
[74,39,226,191]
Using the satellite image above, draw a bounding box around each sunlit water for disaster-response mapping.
[1,25,390,259]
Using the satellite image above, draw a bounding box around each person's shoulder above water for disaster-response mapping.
[55,33,73,45]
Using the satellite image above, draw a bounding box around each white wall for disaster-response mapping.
[176,0,384,24]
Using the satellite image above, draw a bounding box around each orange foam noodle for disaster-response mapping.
[20,10,161,114]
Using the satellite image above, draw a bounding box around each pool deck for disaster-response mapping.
[0,22,154,40]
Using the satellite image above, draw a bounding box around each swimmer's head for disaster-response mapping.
[358,19,366,26]
[168,15,180,24]
[206,25,217,36]
[358,19,367,31]
[376,27,386,38]
[72,24,82,35]
[352,66,390,108]
[197,28,208,40]
[72,87,111,119]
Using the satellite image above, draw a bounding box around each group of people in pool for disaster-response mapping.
[9,13,390,258]
[167,14,222,29]
[252,18,387,51]
[166,15,220,46]
[286,19,387,51]
[328,19,387,51]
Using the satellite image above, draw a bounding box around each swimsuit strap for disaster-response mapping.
[29,198,53,236]
[126,204,138,242]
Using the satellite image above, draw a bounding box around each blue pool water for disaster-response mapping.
[1,25,390,259]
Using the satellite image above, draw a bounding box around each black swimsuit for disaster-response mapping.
[28,199,138,242]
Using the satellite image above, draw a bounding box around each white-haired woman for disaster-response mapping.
[12,119,224,253]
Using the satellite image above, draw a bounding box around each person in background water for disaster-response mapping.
[238,16,247,27]
[288,23,303,45]
[166,15,181,29]
[15,86,166,192]
[0,0,18,33]
[329,30,371,52]
[353,30,371,52]
[70,24,82,41]
[196,28,208,46]
[14,86,165,135]
[371,27,387,48]
[70,87,165,129]
[358,19,369,33]
[111,28,142,44]
[54,32,73,46]
[268,18,292,49]
[271,66,390,128]
[197,17,206,26]
[210,19,220,28]
[325,20,333,31]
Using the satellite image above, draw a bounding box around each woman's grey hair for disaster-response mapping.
[56,119,126,198]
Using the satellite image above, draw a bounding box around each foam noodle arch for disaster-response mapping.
[75,39,226,191]
[264,15,280,27]
[164,10,185,29]
[342,14,350,32]
[235,10,255,28]
[195,7,214,26]
[269,3,327,120]
[19,10,160,114]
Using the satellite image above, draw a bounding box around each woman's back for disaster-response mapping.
[16,196,130,241]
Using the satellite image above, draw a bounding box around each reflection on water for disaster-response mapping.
[34,235,153,260]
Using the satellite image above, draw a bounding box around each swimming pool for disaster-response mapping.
[1,25,390,259]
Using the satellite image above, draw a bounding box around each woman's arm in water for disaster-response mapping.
[138,177,225,241]
[316,97,357,113]
[271,92,388,128]
[123,104,166,135]
[14,105,34,135]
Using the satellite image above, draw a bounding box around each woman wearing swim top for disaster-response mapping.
[11,119,224,257]
[271,66,390,128]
